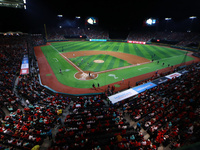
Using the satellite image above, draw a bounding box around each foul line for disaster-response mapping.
[157,54,186,61]
[138,67,150,71]
[50,44,84,73]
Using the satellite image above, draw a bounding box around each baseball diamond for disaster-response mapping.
[34,41,196,94]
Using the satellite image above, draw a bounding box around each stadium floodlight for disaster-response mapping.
[146,18,153,25]
[57,15,63,18]
[87,18,94,25]
[165,18,172,21]
[145,18,156,26]
[189,16,197,19]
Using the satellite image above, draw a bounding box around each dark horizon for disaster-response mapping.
[0,0,200,34]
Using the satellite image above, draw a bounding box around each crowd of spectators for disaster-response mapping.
[84,28,109,39]
[0,33,200,149]
[46,27,109,41]
[0,35,70,149]
[127,31,155,42]
[51,97,157,150]
[49,62,200,149]
[122,62,200,149]
[0,35,29,149]
[0,35,27,115]
[30,35,45,46]
[192,52,200,58]
[127,31,200,48]
[32,27,200,49]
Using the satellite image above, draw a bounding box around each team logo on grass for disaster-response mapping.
[93,60,104,63]
[53,58,58,62]
[64,69,70,72]
[108,74,118,79]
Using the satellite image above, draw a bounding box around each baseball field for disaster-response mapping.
[35,41,195,94]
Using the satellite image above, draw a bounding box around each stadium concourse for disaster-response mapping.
[0,30,200,150]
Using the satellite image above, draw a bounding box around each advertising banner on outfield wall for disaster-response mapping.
[127,40,146,44]
[108,89,138,104]
[89,39,107,42]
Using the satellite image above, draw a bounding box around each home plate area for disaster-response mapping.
[75,71,98,80]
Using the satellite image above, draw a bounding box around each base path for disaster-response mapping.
[34,45,200,95]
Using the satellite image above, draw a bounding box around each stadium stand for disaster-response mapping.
[41,27,200,50]
[84,28,109,39]
[46,27,109,41]
[123,63,200,149]
[192,52,200,58]
[0,31,200,150]
[127,31,155,42]
[127,31,200,48]
[0,35,27,113]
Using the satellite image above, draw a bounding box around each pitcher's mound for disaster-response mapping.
[75,71,98,80]
[93,60,104,63]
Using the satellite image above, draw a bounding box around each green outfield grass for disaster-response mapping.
[40,41,194,88]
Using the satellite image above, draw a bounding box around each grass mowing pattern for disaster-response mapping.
[40,41,194,88]
[51,41,187,60]
[69,54,131,72]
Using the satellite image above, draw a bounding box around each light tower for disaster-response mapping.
[165,18,172,32]
[188,16,197,32]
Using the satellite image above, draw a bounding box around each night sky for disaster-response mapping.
[0,0,200,33]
